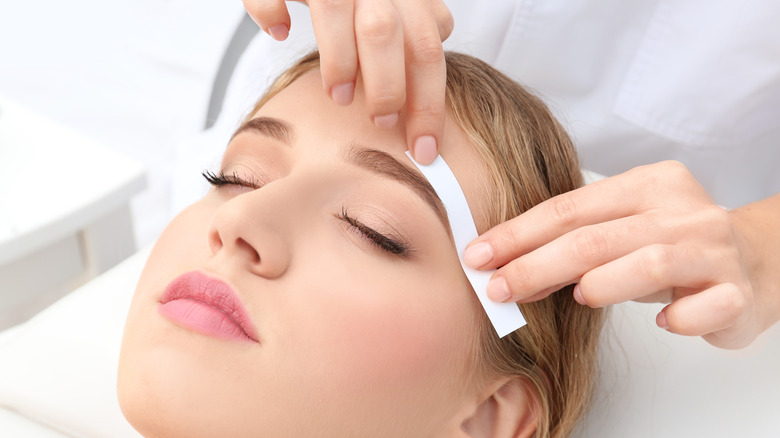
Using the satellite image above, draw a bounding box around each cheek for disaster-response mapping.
[277,248,476,407]
[317,289,443,373]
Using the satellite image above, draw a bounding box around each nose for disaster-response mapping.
[207,191,291,279]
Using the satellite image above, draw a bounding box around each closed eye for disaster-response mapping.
[202,170,262,190]
[337,207,411,257]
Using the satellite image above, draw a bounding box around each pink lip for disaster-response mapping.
[158,271,259,344]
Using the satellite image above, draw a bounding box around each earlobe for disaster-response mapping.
[459,378,539,438]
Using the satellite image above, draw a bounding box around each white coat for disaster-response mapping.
[444,0,780,208]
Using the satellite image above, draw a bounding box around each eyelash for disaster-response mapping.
[202,170,261,189]
[337,207,410,257]
[202,170,410,257]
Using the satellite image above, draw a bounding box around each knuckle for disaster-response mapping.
[366,90,405,114]
[409,32,445,65]
[572,228,611,262]
[407,99,444,122]
[659,160,692,181]
[689,205,732,243]
[718,284,748,317]
[320,57,358,82]
[356,9,400,43]
[547,195,579,227]
[635,160,691,189]
[490,222,525,261]
[663,159,688,171]
[640,245,674,286]
[504,222,525,249]
[311,0,346,12]
[707,206,731,231]
[504,262,532,295]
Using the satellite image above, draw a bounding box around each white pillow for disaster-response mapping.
[0,248,150,438]
[0,407,71,438]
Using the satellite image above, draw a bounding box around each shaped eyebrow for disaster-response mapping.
[232,116,294,145]
[232,116,450,229]
[346,147,450,230]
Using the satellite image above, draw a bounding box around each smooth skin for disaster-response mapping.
[242,1,780,350]
[119,68,538,438]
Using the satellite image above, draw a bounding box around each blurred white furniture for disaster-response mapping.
[0,97,146,330]
[0,407,69,438]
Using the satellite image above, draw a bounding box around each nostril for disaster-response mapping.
[208,228,224,254]
[236,237,260,264]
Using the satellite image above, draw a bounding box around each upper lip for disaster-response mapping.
[159,270,260,343]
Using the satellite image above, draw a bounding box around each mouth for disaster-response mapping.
[158,271,260,344]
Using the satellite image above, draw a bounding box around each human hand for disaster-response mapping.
[242,0,454,164]
[463,161,780,349]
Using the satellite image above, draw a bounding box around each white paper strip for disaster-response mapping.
[406,152,526,337]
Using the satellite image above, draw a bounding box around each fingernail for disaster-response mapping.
[573,283,587,305]
[656,310,669,330]
[463,242,493,268]
[331,82,354,106]
[373,113,398,129]
[487,276,511,303]
[268,24,289,41]
[413,135,437,165]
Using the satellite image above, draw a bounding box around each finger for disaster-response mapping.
[243,0,291,40]
[516,282,572,304]
[465,163,684,270]
[431,0,454,41]
[486,214,661,302]
[309,0,359,105]
[394,0,446,164]
[576,244,725,307]
[353,0,406,123]
[660,282,746,339]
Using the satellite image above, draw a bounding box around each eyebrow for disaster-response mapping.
[346,147,450,229]
[232,116,450,229]
[232,116,294,144]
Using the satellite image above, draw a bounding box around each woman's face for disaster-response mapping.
[118,69,494,438]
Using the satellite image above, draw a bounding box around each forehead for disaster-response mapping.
[252,69,493,233]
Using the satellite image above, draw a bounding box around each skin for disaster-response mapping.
[243,1,780,350]
[118,70,534,437]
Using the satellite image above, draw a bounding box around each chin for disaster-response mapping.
[118,357,224,438]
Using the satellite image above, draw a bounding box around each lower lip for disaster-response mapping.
[159,299,255,343]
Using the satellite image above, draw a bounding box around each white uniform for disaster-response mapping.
[444,0,780,208]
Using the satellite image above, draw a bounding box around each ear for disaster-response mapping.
[458,377,540,438]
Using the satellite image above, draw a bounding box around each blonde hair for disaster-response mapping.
[248,51,605,437]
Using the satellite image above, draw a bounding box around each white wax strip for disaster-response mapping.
[406,152,526,337]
